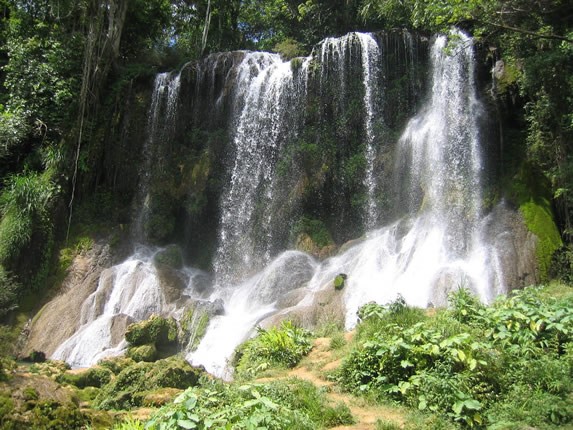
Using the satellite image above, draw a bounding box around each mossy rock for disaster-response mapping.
[509,165,563,281]
[7,400,86,429]
[127,344,157,362]
[520,199,562,280]
[125,315,178,347]
[56,367,112,388]
[28,360,70,379]
[95,357,202,410]
[180,302,217,352]
[97,356,135,375]
[333,274,347,291]
[292,217,334,249]
[141,387,182,407]
[153,245,184,270]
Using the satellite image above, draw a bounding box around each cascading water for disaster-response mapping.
[52,248,168,366]
[133,72,181,241]
[214,52,310,285]
[356,33,383,230]
[47,30,524,378]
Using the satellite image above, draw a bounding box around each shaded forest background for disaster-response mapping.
[0,0,572,317]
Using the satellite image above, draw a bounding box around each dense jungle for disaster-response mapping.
[0,0,572,428]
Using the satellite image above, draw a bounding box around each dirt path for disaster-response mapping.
[260,334,406,429]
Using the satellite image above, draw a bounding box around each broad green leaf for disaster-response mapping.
[177,420,197,429]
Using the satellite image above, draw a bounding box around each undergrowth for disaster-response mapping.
[337,286,573,429]
[234,320,313,379]
[145,378,353,430]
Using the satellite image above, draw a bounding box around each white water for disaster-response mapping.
[52,31,510,378]
[214,52,310,285]
[356,33,382,230]
[133,72,182,240]
[187,31,495,376]
[53,248,168,367]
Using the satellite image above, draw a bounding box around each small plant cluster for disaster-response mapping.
[146,378,353,430]
[338,286,573,429]
[234,320,313,379]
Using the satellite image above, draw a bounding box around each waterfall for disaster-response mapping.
[356,33,383,230]
[52,248,169,367]
[133,72,181,242]
[47,30,524,378]
[213,53,309,285]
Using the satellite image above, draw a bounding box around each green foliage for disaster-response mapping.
[0,266,21,318]
[113,416,146,430]
[0,172,57,259]
[339,286,573,428]
[234,321,312,379]
[273,38,305,59]
[0,107,30,161]
[291,217,333,249]
[550,244,573,283]
[0,397,86,430]
[146,378,351,430]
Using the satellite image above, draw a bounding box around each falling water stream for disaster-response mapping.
[52,31,512,378]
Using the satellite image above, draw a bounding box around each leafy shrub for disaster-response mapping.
[355,297,427,343]
[234,321,312,379]
[0,172,58,264]
[550,244,573,283]
[146,378,347,430]
[273,38,305,60]
[339,286,573,428]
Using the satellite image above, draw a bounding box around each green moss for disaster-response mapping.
[98,356,135,375]
[125,315,178,347]
[520,198,562,280]
[181,307,210,352]
[95,357,202,410]
[57,367,113,388]
[509,165,563,281]
[291,217,333,249]
[334,274,347,291]
[126,343,157,362]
